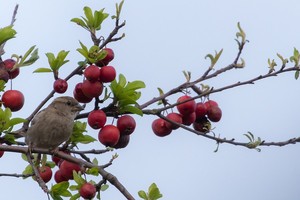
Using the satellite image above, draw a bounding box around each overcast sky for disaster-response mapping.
[1,0,300,200]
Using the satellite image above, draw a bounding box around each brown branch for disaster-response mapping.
[0,172,33,178]
[99,20,126,49]
[157,113,300,149]
[0,4,19,56]
[26,152,49,193]
[0,145,135,200]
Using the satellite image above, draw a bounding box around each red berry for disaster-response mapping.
[165,113,182,130]
[81,80,103,98]
[51,151,70,166]
[98,125,120,147]
[181,112,196,126]
[195,102,207,119]
[53,78,68,94]
[54,170,69,183]
[99,66,116,83]
[117,115,136,135]
[3,59,19,79]
[152,118,172,137]
[88,109,107,129]
[207,106,222,122]
[176,95,196,116]
[59,160,82,180]
[84,65,101,82]
[73,82,93,103]
[113,135,130,149]
[204,100,218,110]
[80,183,97,199]
[1,90,24,112]
[38,166,52,183]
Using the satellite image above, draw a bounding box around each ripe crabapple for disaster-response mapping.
[3,59,19,79]
[113,135,130,149]
[98,125,120,147]
[181,112,196,126]
[176,95,196,115]
[195,102,207,119]
[99,66,116,83]
[96,48,115,66]
[0,67,9,82]
[1,90,24,111]
[117,115,136,135]
[152,118,172,137]
[88,109,107,129]
[84,65,101,82]
[59,160,82,180]
[81,80,103,98]
[53,78,68,94]
[204,100,218,111]
[73,82,93,103]
[207,106,222,122]
[80,182,97,199]
[165,112,183,130]
[37,166,53,183]
[51,151,70,166]
[54,170,69,183]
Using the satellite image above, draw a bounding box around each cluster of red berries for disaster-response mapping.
[0,59,24,112]
[72,48,116,103]
[152,95,222,137]
[88,110,136,149]
[36,152,96,199]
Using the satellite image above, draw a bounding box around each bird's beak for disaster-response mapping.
[73,104,84,112]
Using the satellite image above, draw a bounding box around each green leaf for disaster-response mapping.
[51,182,70,195]
[6,117,27,129]
[86,167,99,176]
[22,165,33,177]
[148,183,163,200]
[100,184,109,191]
[236,22,246,43]
[119,105,143,116]
[138,190,148,200]
[124,81,146,91]
[295,70,299,80]
[69,193,80,200]
[83,7,94,28]
[73,171,85,185]
[18,46,39,67]
[0,80,6,92]
[70,18,88,29]
[46,50,69,71]
[33,67,53,73]
[0,26,16,45]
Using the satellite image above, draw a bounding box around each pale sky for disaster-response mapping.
[0,0,300,200]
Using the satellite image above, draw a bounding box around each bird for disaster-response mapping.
[25,96,84,149]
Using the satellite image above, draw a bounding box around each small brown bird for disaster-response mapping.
[25,96,84,149]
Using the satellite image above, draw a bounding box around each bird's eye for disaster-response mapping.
[66,101,72,106]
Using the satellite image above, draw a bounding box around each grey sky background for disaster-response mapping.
[0,0,300,199]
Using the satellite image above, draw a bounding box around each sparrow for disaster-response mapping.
[25,96,84,149]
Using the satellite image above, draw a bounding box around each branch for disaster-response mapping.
[0,145,135,200]
[157,113,300,149]
[0,4,19,55]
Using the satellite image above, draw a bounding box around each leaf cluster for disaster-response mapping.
[70,121,97,145]
[0,25,16,46]
[76,42,107,64]
[34,50,69,73]
[71,6,109,34]
[138,183,163,200]
[110,74,145,116]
